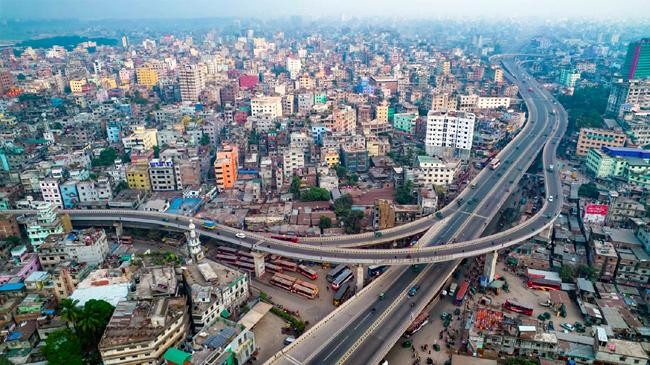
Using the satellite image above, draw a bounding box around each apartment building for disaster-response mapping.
[122,126,158,151]
[425,111,476,158]
[39,178,63,209]
[330,105,357,134]
[591,240,619,282]
[214,144,239,190]
[38,228,109,269]
[607,79,650,116]
[406,155,459,187]
[282,148,305,177]
[126,164,151,192]
[576,128,626,157]
[179,64,205,102]
[135,65,159,88]
[251,96,282,118]
[148,159,177,191]
[476,96,510,109]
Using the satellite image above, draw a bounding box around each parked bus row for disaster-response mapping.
[270,273,319,299]
[333,282,354,306]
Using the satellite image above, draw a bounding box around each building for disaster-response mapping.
[99,297,190,365]
[122,126,158,151]
[406,155,459,187]
[190,317,256,365]
[594,328,649,365]
[148,159,177,191]
[375,102,389,123]
[25,202,65,249]
[425,111,476,158]
[476,96,510,109]
[559,68,581,88]
[591,240,618,282]
[331,105,357,134]
[286,57,301,80]
[135,65,159,88]
[393,113,418,133]
[69,79,87,94]
[494,68,504,83]
[250,96,282,119]
[179,64,204,102]
[214,145,239,190]
[182,260,249,331]
[38,228,109,269]
[576,128,626,157]
[622,38,650,80]
[621,113,650,146]
[39,179,63,209]
[0,213,20,239]
[282,148,305,177]
[126,164,152,192]
[586,147,650,188]
[340,138,369,173]
[373,199,420,230]
[606,79,650,116]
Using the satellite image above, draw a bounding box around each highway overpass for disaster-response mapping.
[264,55,567,365]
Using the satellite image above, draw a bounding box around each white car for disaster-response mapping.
[548,196,554,202]
[235,232,246,239]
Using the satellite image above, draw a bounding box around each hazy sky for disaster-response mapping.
[1,0,649,20]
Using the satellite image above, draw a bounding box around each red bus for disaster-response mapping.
[235,261,255,272]
[527,278,561,291]
[265,263,284,273]
[405,312,430,337]
[293,280,318,299]
[298,265,318,280]
[274,259,298,272]
[503,299,534,316]
[237,250,254,259]
[454,281,470,306]
[272,235,300,243]
[217,246,238,255]
[270,273,296,291]
[119,236,133,245]
[215,254,237,263]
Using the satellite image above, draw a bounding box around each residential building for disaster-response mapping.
[593,329,649,365]
[25,202,65,249]
[286,57,301,80]
[393,113,418,133]
[69,79,87,94]
[375,102,389,123]
[60,180,79,209]
[330,105,357,134]
[0,213,20,239]
[476,96,510,109]
[39,179,63,209]
[251,96,282,119]
[622,38,650,80]
[38,228,110,269]
[559,68,581,88]
[182,260,249,331]
[190,318,256,365]
[135,65,159,88]
[214,145,239,190]
[586,147,650,187]
[621,113,650,146]
[340,137,369,173]
[494,68,504,83]
[122,126,158,151]
[126,164,152,192]
[576,128,626,157]
[148,159,177,191]
[606,79,650,116]
[425,111,476,158]
[99,297,190,365]
[591,240,619,282]
[406,155,459,187]
[282,148,305,177]
[179,64,204,102]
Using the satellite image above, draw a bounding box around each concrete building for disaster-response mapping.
[38,228,109,269]
[559,68,581,88]
[25,202,65,249]
[286,57,301,80]
[476,96,510,109]
[622,113,650,146]
[586,147,650,188]
[340,137,369,173]
[182,260,249,331]
[135,65,159,88]
[179,64,204,102]
[425,111,475,158]
[0,213,20,239]
[375,102,389,124]
[591,240,619,282]
[148,159,177,191]
[251,96,282,119]
[126,164,152,192]
[39,179,63,209]
[576,128,626,157]
[189,317,256,365]
[214,145,239,190]
[282,148,305,177]
[406,155,459,187]
[393,113,418,133]
[122,126,158,151]
[622,38,650,80]
[99,297,190,365]
[330,105,357,134]
[607,79,650,116]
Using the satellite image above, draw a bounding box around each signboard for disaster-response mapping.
[583,204,608,225]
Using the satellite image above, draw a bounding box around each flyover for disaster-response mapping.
[264,56,567,364]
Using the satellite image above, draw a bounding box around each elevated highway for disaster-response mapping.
[265,56,567,364]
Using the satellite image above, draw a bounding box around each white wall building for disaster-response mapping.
[476,96,511,109]
[425,111,475,159]
[251,96,283,119]
[282,148,305,177]
[40,179,63,209]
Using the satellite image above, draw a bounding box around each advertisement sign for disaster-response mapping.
[583,204,608,224]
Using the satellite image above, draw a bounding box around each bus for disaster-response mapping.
[238,250,254,259]
[270,273,297,291]
[271,235,300,243]
[293,281,319,299]
[202,220,217,230]
[119,236,133,245]
[235,261,255,272]
[368,265,388,277]
[503,299,534,316]
[333,283,352,306]
[298,265,318,280]
[405,312,430,337]
[217,246,238,255]
[274,259,298,272]
[454,281,470,306]
[265,263,284,273]
[489,158,501,170]
[331,268,353,290]
[527,278,561,291]
[215,254,237,263]
[327,264,347,283]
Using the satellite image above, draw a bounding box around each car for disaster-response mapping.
[471,183,477,189]
[236,232,247,239]
[548,196,554,202]
[408,285,420,297]
[440,312,451,320]
[560,323,574,332]
[435,212,443,219]
[284,336,296,345]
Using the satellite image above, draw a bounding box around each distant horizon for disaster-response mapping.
[2,0,650,20]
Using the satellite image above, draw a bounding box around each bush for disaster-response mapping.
[270,307,306,335]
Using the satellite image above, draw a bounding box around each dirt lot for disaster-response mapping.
[252,313,287,364]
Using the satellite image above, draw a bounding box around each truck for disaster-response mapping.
[202,220,217,230]
[448,282,458,297]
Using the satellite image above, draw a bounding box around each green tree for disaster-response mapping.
[91,147,118,167]
[200,133,210,146]
[559,265,575,282]
[347,173,359,185]
[248,129,260,145]
[343,210,365,234]
[301,187,331,201]
[577,265,597,280]
[290,175,302,197]
[121,152,131,163]
[59,298,81,329]
[5,236,21,246]
[319,216,332,230]
[153,145,160,158]
[42,329,83,365]
[334,164,348,179]
[334,194,353,217]
[578,182,600,199]
[395,180,416,204]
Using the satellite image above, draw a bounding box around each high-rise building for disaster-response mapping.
[559,68,581,88]
[287,57,301,80]
[375,102,389,123]
[425,111,476,158]
[251,96,283,118]
[494,68,504,83]
[179,64,204,102]
[576,128,626,157]
[214,144,239,190]
[606,79,650,116]
[623,38,650,80]
[282,148,305,177]
[136,65,159,88]
[330,105,357,134]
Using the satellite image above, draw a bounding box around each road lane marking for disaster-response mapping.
[353,312,372,330]
[323,335,349,362]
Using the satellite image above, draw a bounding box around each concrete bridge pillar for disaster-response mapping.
[252,252,266,278]
[356,264,365,292]
[483,250,498,283]
[114,222,123,238]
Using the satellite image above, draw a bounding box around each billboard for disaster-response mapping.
[583,204,608,225]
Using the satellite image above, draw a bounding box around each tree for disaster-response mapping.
[200,133,210,146]
[290,176,302,197]
[121,152,131,163]
[319,216,332,230]
[334,194,353,217]
[334,164,348,179]
[343,210,365,234]
[114,181,129,194]
[301,187,331,201]
[559,265,575,282]
[578,182,600,200]
[91,147,118,167]
[577,265,597,280]
[395,180,416,204]
[42,329,83,365]
[153,145,160,158]
[5,236,21,246]
[59,298,81,329]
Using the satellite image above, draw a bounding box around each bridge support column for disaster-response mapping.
[483,250,498,283]
[252,252,266,278]
[114,222,123,238]
[356,264,365,292]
